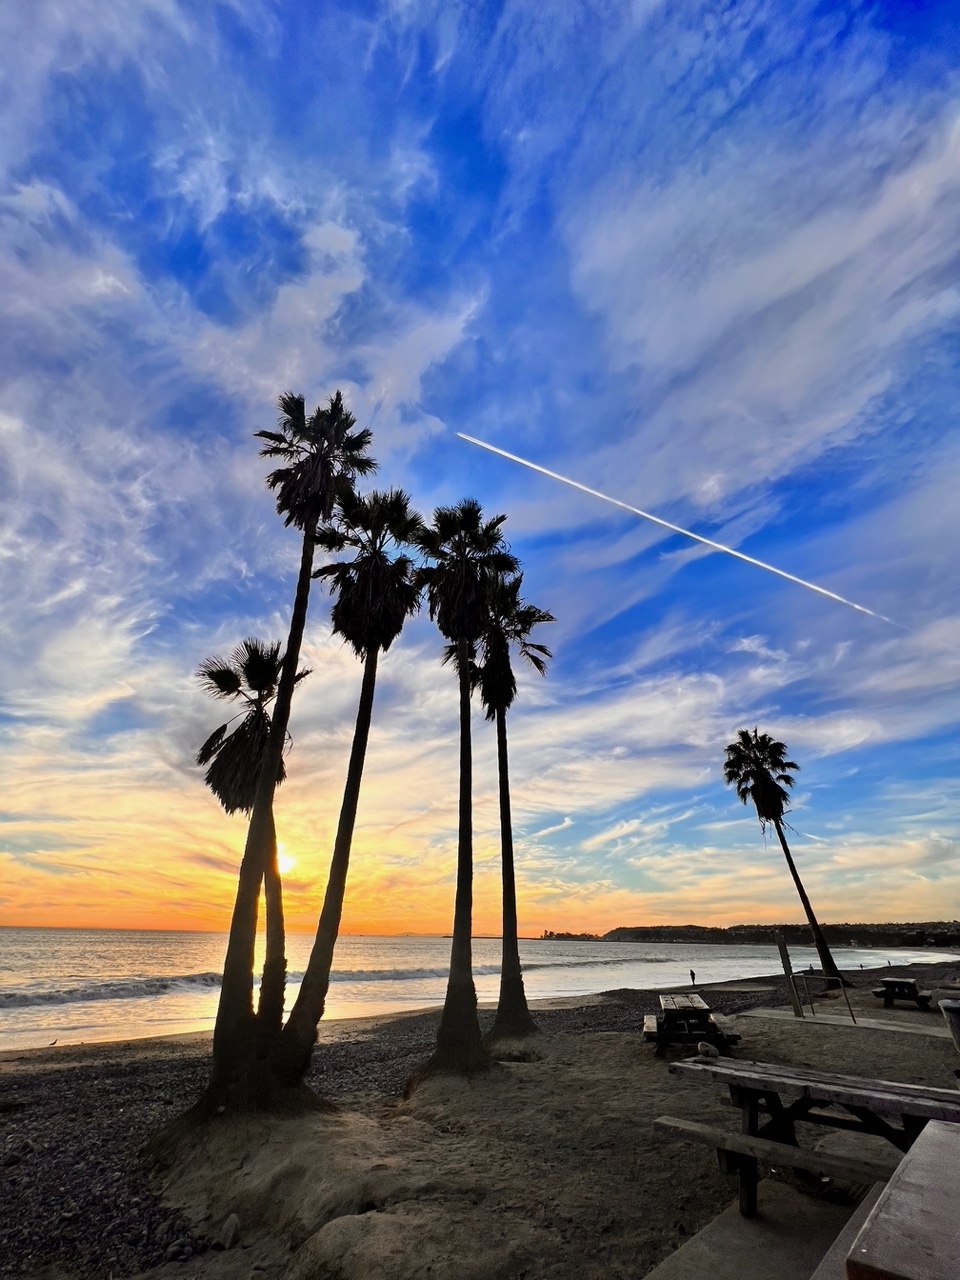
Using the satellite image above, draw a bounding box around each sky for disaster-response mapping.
[1,0,959,937]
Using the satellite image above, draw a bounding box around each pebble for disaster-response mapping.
[220,1212,240,1250]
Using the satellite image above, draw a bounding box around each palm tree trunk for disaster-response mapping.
[210,527,316,1105]
[256,808,286,1041]
[489,707,537,1041]
[427,635,487,1076]
[278,646,380,1083]
[772,818,844,983]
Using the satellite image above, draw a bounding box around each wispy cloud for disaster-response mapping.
[2,1,959,934]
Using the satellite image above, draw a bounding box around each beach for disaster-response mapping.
[2,961,959,1280]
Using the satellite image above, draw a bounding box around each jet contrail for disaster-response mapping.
[457,433,902,630]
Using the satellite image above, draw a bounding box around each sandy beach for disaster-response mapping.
[2,961,959,1280]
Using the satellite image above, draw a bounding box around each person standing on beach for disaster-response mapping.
[689,969,696,986]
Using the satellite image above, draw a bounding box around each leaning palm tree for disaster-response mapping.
[208,390,376,1111]
[411,499,519,1080]
[196,639,309,1037]
[723,728,843,983]
[476,573,553,1044]
[278,488,423,1083]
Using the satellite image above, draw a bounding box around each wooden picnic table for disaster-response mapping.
[654,1058,960,1216]
[872,976,933,1010]
[841,1119,960,1280]
[642,993,740,1057]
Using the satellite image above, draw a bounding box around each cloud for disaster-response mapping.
[3,0,960,938]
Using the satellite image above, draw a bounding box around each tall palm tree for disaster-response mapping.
[475,573,553,1044]
[723,728,843,983]
[209,391,376,1109]
[195,639,308,1037]
[278,489,423,1083]
[412,499,518,1079]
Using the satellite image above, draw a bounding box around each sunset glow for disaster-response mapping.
[2,3,959,938]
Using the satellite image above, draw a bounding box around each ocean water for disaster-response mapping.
[0,927,956,1051]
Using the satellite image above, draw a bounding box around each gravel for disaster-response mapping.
[1,963,955,1278]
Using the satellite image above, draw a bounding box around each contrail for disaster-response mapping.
[457,433,902,629]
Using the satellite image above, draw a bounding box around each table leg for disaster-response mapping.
[732,1087,759,1217]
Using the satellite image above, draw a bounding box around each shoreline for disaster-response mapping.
[2,957,957,1069]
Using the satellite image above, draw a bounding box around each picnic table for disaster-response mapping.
[839,1119,960,1280]
[872,976,933,1010]
[654,1058,960,1216]
[642,993,740,1057]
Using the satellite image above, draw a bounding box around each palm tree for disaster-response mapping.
[209,390,376,1110]
[196,639,309,1038]
[723,728,843,983]
[278,488,423,1083]
[412,500,518,1080]
[475,573,553,1044]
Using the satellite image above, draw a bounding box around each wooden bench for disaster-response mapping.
[644,994,741,1057]
[653,1116,899,1185]
[871,977,932,1010]
[657,1059,960,1216]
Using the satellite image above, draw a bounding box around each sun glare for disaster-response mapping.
[277,850,297,875]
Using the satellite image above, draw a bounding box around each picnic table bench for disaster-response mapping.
[654,1058,960,1217]
[871,976,933,1010]
[642,993,740,1057]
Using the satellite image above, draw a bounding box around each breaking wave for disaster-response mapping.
[0,953,654,1009]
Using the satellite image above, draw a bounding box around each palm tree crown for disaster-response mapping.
[196,639,291,814]
[476,572,554,721]
[723,727,799,829]
[414,498,519,642]
[314,489,423,656]
[255,390,377,530]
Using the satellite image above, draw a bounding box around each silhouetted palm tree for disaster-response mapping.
[476,573,553,1044]
[196,639,309,1037]
[412,500,518,1079]
[723,728,842,982]
[279,489,423,1082]
[210,391,376,1110]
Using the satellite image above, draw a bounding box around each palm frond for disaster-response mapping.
[233,638,283,696]
[196,658,243,700]
[196,723,228,767]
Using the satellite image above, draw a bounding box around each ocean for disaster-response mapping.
[0,927,955,1051]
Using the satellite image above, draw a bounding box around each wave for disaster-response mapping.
[0,972,225,1009]
[0,953,668,1010]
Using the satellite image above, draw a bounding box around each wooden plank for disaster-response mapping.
[844,1120,960,1280]
[668,1060,960,1122]
[642,1014,658,1040]
[652,1116,900,1183]
[660,993,709,1011]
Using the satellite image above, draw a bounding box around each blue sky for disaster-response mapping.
[1,0,959,933]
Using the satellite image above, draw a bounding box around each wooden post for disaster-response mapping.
[733,1085,759,1217]
[774,928,805,1019]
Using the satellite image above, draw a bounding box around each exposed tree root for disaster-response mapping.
[143,1080,332,1170]
[403,1044,492,1098]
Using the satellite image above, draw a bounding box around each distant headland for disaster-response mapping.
[541,922,960,947]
